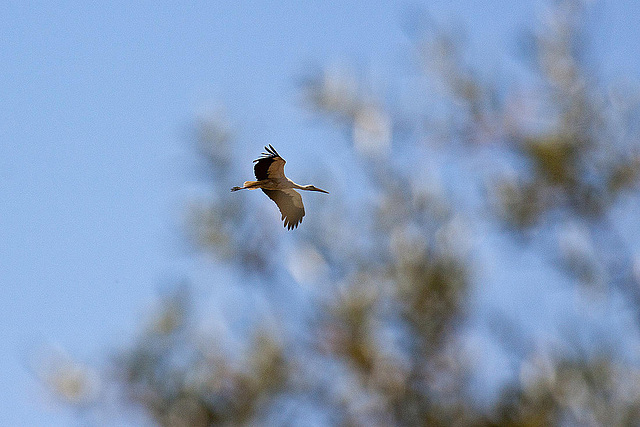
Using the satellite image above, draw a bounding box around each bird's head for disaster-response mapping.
[305,185,329,194]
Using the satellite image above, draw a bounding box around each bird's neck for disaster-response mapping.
[290,181,307,190]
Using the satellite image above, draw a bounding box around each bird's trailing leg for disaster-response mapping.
[230,181,261,192]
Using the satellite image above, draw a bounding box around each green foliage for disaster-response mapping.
[115,289,288,426]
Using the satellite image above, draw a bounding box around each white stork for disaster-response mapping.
[231,145,329,229]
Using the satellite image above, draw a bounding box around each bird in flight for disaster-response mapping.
[231,145,329,229]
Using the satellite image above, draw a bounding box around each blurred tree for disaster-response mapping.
[41,0,640,425]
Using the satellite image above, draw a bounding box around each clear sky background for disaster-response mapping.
[2,1,639,425]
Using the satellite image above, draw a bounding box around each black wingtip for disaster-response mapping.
[282,217,301,230]
[257,145,281,160]
[266,144,280,157]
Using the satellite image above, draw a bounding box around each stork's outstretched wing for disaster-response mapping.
[254,144,286,180]
[262,188,305,229]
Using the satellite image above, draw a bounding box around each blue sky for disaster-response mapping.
[2,1,639,425]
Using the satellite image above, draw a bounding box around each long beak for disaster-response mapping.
[315,188,329,194]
